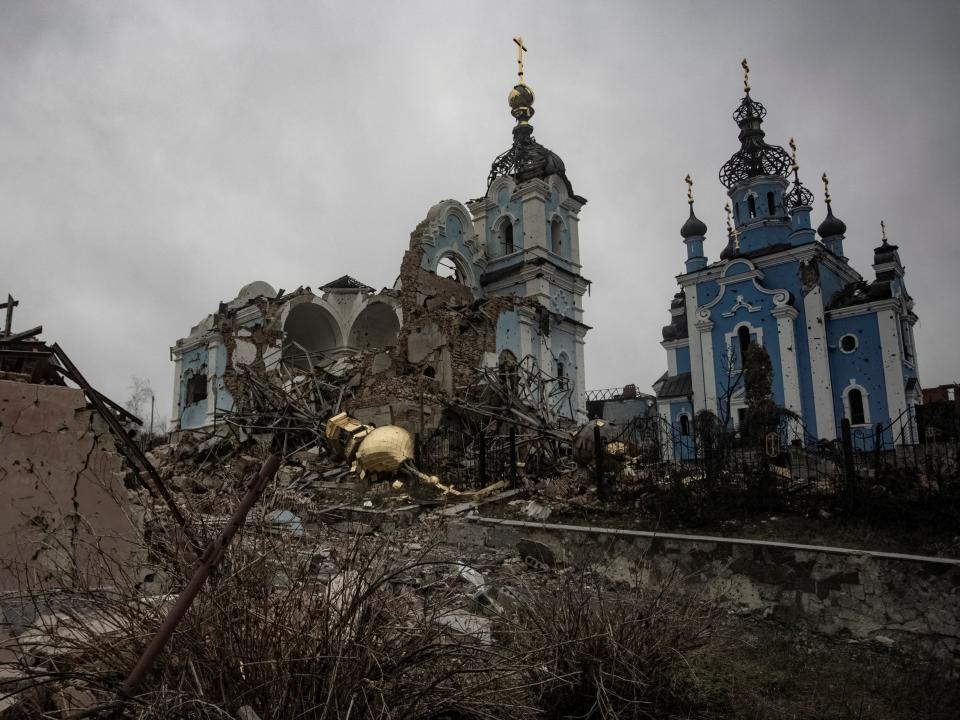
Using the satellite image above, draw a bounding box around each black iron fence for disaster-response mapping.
[416,405,960,530]
[416,426,571,490]
[597,406,960,529]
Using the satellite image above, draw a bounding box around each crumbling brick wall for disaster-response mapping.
[0,379,141,592]
[215,295,286,408]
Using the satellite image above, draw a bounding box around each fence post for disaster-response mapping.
[841,418,856,501]
[478,433,487,486]
[509,426,518,487]
[594,424,608,501]
[414,432,422,469]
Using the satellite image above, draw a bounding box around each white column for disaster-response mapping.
[878,309,908,442]
[803,287,836,439]
[662,342,678,376]
[697,319,717,414]
[574,334,587,415]
[518,307,535,361]
[772,306,802,415]
[206,341,220,425]
[520,191,548,252]
[683,285,705,412]
[170,356,183,429]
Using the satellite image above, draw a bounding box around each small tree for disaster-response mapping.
[716,344,745,431]
[742,344,778,443]
[124,375,154,421]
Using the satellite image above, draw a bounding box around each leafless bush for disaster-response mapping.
[502,568,725,720]
[2,519,539,719]
[2,510,721,719]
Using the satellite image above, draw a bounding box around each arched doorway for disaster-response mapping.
[349,302,400,350]
[283,302,342,369]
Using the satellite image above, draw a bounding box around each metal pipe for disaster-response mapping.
[120,454,281,697]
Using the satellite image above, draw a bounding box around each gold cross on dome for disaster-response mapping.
[881,220,888,242]
[741,58,751,93]
[685,174,694,204]
[821,172,831,202]
[513,36,528,83]
[789,137,799,170]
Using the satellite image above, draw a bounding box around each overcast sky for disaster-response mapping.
[2,1,958,422]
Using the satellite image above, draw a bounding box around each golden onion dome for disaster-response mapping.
[508,82,535,123]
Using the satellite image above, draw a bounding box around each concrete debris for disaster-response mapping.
[517,539,557,570]
[456,562,486,589]
[523,500,552,522]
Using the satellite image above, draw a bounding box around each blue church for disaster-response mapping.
[655,64,921,453]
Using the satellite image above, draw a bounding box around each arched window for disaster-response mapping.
[556,353,571,389]
[503,221,514,255]
[550,217,563,255]
[767,192,776,215]
[848,388,866,425]
[737,325,752,356]
[747,195,757,219]
[679,414,690,436]
[437,255,464,283]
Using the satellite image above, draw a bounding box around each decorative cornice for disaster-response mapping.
[825,298,899,320]
[677,240,861,288]
[771,305,799,320]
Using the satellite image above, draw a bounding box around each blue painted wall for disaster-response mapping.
[179,346,209,430]
[676,345,691,375]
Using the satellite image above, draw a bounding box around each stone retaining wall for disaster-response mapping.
[448,517,960,661]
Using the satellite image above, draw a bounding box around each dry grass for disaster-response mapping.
[1,513,719,720]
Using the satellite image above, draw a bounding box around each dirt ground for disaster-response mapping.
[689,613,960,720]
[481,491,960,558]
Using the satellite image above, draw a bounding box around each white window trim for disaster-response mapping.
[841,380,871,427]
[724,321,764,369]
[839,333,859,354]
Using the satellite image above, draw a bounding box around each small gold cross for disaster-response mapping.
[821,172,831,203]
[741,58,750,93]
[881,220,888,242]
[513,36,528,84]
[684,174,694,204]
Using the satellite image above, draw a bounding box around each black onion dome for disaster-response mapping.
[680,205,708,239]
[873,239,900,264]
[817,206,847,238]
[719,92,792,190]
[719,236,736,260]
[488,124,585,202]
[785,181,814,210]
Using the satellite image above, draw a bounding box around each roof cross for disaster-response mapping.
[513,36,528,84]
[684,174,694,204]
[881,220,888,244]
[725,203,741,253]
[1,294,19,337]
[741,58,751,94]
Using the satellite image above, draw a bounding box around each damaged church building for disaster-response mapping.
[655,65,922,456]
[171,76,590,434]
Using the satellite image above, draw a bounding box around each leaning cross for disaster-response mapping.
[513,36,528,84]
[0,294,18,337]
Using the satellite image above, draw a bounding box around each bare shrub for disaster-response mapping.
[2,508,721,719]
[502,568,726,720]
[2,521,537,719]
